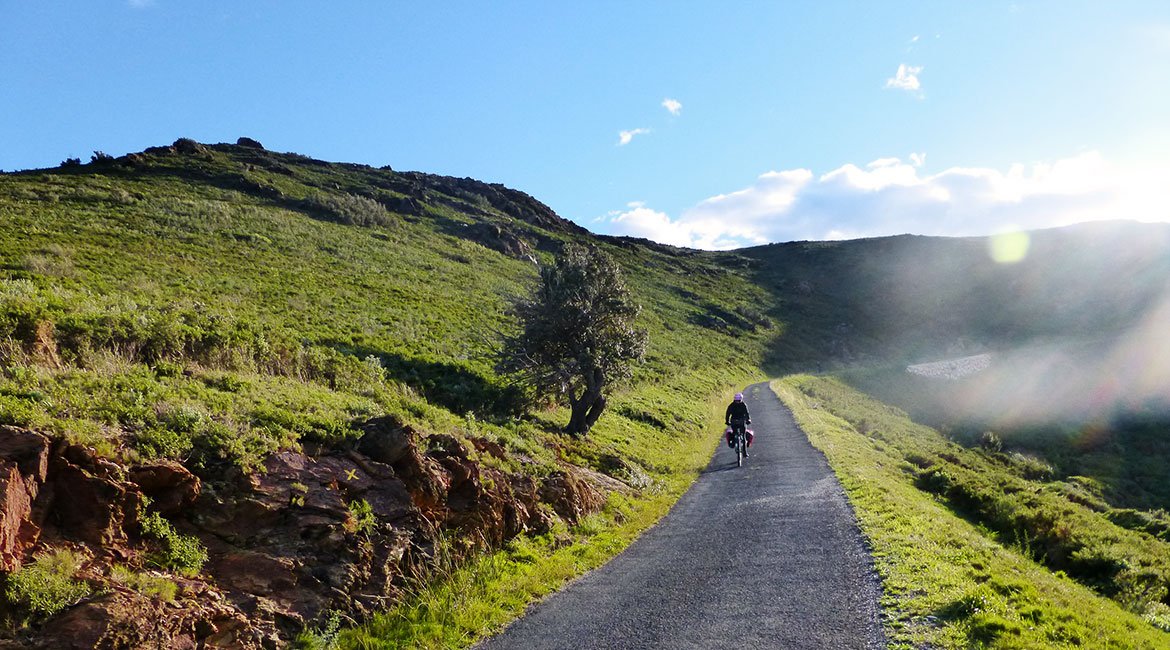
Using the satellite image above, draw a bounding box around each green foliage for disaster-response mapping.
[139,511,208,575]
[499,244,649,435]
[4,549,91,618]
[295,610,345,650]
[346,499,376,535]
[109,564,179,602]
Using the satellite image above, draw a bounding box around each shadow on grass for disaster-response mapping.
[324,342,526,420]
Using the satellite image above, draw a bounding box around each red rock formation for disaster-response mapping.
[0,427,50,572]
[0,421,610,647]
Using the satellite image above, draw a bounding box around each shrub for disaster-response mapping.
[978,431,1003,452]
[139,511,207,575]
[1007,451,1055,481]
[134,425,194,461]
[303,191,394,227]
[109,565,178,602]
[4,549,91,618]
[295,610,344,650]
[346,499,376,535]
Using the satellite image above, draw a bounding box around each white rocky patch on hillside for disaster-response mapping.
[906,353,992,380]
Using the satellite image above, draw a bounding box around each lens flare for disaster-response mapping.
[989,231,1030,264]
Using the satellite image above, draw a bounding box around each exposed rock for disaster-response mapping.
[128,461,200,515]
[235,137,264,149]
[172,138,208,155]
[387,195,423,216]
[357,416,414,466]
[461,223,536,262]
[1,421,612,647]
[0,427,50,571]
[540,470,604,523]
[190,449,418,637]
[48,445,140,549]
[33,587,261,650]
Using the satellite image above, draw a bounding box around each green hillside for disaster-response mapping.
[0,140,769,646]
[2,139,1169,648]
[0,140,771,464]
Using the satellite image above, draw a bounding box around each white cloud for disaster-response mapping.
[662,98,682,116]
[885,64,923,92]
[597,152,1170,250]
[617,128,650,146]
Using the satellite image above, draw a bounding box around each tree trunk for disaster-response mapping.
[564,368,606,436]
[583,393,607,431]
[565,391,597,436]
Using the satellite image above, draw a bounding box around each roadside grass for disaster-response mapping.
[773,375,1170,649]
[843,361,1170,514]
[329,374,759,649]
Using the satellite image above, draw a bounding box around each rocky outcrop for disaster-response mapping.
[48,445,143,550]
[32,584,262,650]
[401,172,586,236]
[235,137,264,150]
[0,421,609,648]
[461,223,536,262]
[0,428,50,572]
[127,462,200,516]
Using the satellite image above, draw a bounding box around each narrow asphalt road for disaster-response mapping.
[476,382,886,649]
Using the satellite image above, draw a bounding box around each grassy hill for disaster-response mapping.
[2,138,1169,648]
[0,139,773,465]
[0,140,770,646]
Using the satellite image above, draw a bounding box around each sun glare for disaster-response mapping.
[988,231,1030,264]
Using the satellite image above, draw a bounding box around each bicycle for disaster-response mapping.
[729,420,751,467]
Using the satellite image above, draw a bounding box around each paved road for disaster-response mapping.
[476,382,886,649]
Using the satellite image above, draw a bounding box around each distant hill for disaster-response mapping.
[741,221,1170,371]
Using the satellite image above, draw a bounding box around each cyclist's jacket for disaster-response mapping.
[725,400,750,424]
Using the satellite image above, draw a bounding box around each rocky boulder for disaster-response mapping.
[48,444,142,549]
[540,470,604,522]
[128,461,200,516]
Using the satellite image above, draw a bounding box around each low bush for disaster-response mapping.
[139,511,208,575]
[109,565,178,602]
[4,549,91,618]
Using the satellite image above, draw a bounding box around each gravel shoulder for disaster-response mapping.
[476,381,886,649]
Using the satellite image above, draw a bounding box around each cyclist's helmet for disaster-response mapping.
[734,392,743,401]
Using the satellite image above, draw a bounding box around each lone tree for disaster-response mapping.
[500,244,648,436]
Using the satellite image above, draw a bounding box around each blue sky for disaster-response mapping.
[3,1,1168,248]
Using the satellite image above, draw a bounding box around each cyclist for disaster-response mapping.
[725,392,751,457]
